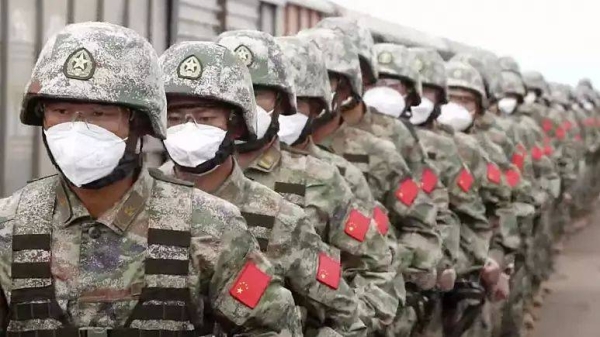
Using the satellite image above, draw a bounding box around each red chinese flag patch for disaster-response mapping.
[344,209,370,242]
[511,153,525,171]
[542,119,553,133]
[317,253,341,289]
[505,169,521,188]
[531,146,544,161]
[373,207,389,235]
[544,145,553,156]
[563,120,573,130]
[486,163,501,184]
[230,262,272,309]
[396,179,419,206]
[457,168,474,192]
[555,126,566,140]
[420,168,438,194]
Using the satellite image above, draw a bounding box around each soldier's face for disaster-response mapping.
[254,88,278,112]
[297,98,322,118]
[167,96,231,131]
[448,88,478,116]
[42,101,131,139]
[423,86,442,105]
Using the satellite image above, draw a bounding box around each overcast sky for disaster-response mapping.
[330,0,599,89]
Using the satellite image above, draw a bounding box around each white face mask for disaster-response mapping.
[278,113,309,146]
[164,122,227,168]
[583,100,594,111]
[255,105,273,139]
[437,102,473,132]
[524,92,537,105]
[409,97,435,125]
[498,97,518,114]
[44,122,127,187]
[363,86,406,118]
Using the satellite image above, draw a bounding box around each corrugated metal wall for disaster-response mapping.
[0,0,328,196]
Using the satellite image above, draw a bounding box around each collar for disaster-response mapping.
[280,142,310,156]
[56,168,152,235]
[247,140,282,173]
[318,122,347,151]
[214,160,248,204]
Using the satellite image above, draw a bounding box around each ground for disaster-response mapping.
[531,216,600,337]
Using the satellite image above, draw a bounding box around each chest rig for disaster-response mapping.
[6,171,198,337]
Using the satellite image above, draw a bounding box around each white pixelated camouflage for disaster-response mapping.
[160,41,257,137]
[446,60,487,102]
[374,43,423,98]
[21,22,167,139]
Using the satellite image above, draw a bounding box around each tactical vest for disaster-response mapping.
[6,170,198,337]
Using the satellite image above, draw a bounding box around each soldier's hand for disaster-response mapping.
[492,272,510,302]
[437,268,457,291]
[481,258,501,288]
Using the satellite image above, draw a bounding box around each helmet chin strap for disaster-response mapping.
[176,134,234,174]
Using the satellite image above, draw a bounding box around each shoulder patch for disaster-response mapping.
[229,261,271,309]
[505,169,521,188]
[420,169,438,194]
[396,178,419,206]
[486,163,501,184]
[457,168,474,192]
[317,253,341,289]
[373,207,389,235]
[531,146,544,161]
[511,153,525,171]
[344,209,370,242]
[148,168,194,187]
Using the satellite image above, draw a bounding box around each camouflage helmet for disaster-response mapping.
[445,60,487,109]
[159,41,257,138]
[522,71,546,93]
[548,82,570,107]
[276,36,332,113]
[374,43,423,104]
[410,47,448,103]
[497,71,527,101]
[452,52,499,99]
[578,78,593,90]
[498,56,521,74]
[216,30,297,113]
[21,22,167,138]
[298,28,363,99]
[316,17,379,84]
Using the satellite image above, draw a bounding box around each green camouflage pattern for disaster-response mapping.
[374,44,423,98]
[498,71,527,100]
[298,28,363,99]
[317,123,442,284]
[316,17,379,83]
[410,47,448,101]
[445,61,487,104]
[162,161,368,337]
[0,168,300,335]
[160,41,257,137]
[276,36,332,112]
[522,71,547,95]
[242,141,398,333]
[216,30,297,112]
[452,52,501,99]
[498,56,521,74]
[21,22,167,139]
[548,82,571,107]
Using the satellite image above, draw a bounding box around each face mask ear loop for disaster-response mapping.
[184,113,199,126]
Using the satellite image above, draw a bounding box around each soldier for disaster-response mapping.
[0,22,300,336]
[215,30,397,334]
[157,40,367,337]
[299,25,442,337]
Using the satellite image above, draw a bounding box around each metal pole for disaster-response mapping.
[0,0,9,195]
[31,0,44,180]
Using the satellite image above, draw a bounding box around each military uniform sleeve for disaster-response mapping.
[376,140,442,286]
[190,192,301,337]
[273,201,368,337]
[303,158,397,333]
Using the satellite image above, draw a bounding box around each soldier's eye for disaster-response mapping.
[92,111,105,117]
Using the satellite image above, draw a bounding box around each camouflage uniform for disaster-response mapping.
[0,22,299,337]
[158,41,368,337]
[216,30,397,334]
[301,26,442,337]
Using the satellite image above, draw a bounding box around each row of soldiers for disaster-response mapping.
[0,15,598,337]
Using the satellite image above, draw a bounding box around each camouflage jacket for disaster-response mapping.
[0,168,299,336]
[417,127,489,274]
[162,160,367,337]
[355,107,428,174]
[242,141,398,333]
[317,123,442,285]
